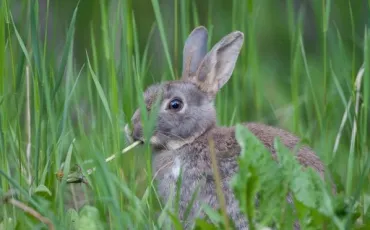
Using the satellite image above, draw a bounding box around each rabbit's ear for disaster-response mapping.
[193,31,244,96]
[181,26,208,80]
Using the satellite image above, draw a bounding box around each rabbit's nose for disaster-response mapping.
[132,124,144,142]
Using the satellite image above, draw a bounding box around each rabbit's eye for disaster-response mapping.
[168,99,183,111]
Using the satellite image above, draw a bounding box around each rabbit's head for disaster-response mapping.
[128,26,244,152]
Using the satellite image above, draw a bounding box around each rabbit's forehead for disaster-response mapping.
[143,81,207,106]
[143,83,162,107]
[165,82,203,98]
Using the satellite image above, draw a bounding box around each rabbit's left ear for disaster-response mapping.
[192,31,244,97]
[181,26,209,80]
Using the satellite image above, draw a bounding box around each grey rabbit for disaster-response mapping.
[126,26,329,229]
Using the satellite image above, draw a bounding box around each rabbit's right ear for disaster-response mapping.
[181,26,208,80]
[193,31,244,97]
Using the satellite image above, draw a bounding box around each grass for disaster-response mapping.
[0,0,370,229]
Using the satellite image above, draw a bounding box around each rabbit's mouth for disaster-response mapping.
[124,124,169,151]
[124,124,144,144]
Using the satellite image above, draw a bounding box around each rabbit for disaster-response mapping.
[125,26,329,229]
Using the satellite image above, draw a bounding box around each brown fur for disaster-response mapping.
[244,122,324,176]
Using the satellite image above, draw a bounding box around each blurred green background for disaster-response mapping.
[9,0,368,70]
[4,0,370,192]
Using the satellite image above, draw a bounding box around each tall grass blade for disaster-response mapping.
[151,0,175,79]
[53,3,79,100]
[87,53,113,124]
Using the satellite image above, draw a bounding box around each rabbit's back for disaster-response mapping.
[244,122,324,176]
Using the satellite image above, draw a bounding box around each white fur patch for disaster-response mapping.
[167,140,187,150]
[151,135,194,151]
[167,134,198,150]
[150,136,160,145]
[171,157,181,178]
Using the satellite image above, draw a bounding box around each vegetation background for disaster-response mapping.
[0,0,369,229]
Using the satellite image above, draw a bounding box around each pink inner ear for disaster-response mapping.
[196,59,209,83]
[182,54,194,80]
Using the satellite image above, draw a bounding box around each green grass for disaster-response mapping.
[1,0,370,229]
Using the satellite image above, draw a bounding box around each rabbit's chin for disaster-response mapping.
[149,136,165,152]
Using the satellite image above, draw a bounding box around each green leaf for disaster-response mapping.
[62,139,76,184]
[0,217,16,230]
[33,184,52,196]
[76,205,104,230]
[273,138,320,210]
[233,124,268,227]
[194,219,218,230]
[166,211,184,230]
[65,208,80,230]
[201,204,223,226]
[364,195,370,215]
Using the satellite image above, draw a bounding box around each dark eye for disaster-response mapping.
[168,98,183,111]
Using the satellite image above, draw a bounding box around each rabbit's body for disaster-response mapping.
[152,125,244,228]
[151,122,323,229]
[127,26,328,229]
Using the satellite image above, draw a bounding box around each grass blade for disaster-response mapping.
[150,0,175,79]
[53,2,79,101]
[87,53,113,125]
